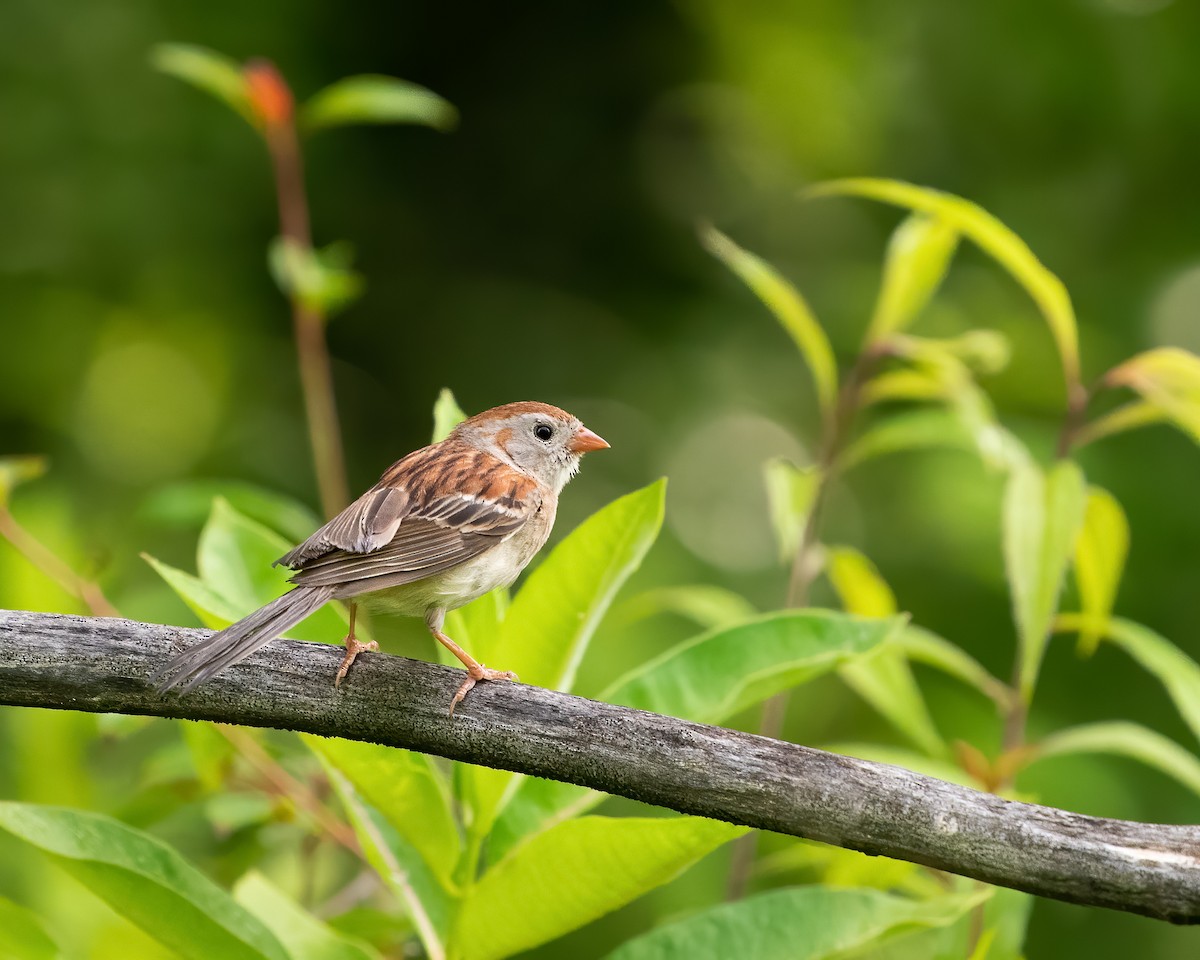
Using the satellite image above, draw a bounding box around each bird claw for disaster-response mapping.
[334,635,378,688]
[448,665,518,717]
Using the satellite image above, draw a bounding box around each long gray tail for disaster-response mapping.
[154,585,336,693]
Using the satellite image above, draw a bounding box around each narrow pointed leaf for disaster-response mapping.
[604,885,988,960]
[1072,487,1129,656]
[614,585,758,631]
[867,213,960,342]
[431,388,468,443]
[454,816,744,960]
[1107,347,1200,444]
[839,408,973,472]
[1101,618,1200,748]
[1033,721,1200,799]
[302,75,457,133]
[806,178,1080,391]
[763,458,820,562]
[151,44,256,127]
[896,626,1010,707]
[234,871,381,960]
[0,896,61,960]
[700,224,838,418]
[143,553,244,629]
[0,802,288,960]
[0,455,47,506]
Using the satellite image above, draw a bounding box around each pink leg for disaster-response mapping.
[429,627,517,716]
[334,602,378,688]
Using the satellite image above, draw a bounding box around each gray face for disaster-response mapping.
[498,412,582,491]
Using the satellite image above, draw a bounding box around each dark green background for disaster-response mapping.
[2,0,1200,956]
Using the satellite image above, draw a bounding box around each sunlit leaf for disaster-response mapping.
[1003,459,1086,701]
[0,455,47,506]
[1072,487,1128,656]
[839,408,974,473]
[860,368,947,406]
[700,223,838,419]
[453,816,744,960]
[302,75,458,133]
[614,584,758,631]
[896,626,1010,708]
[1107,347,1200,444]
[303,735,459,892]
[604,885,987,960]
[867,213,959,343]
[142,553,243,630]
[604,610,905,723]
[1033,721,1200,799]
[234,871,381,960]
[806,178,1080,391]
[268,238,364,317]
[431,388,468,443]
[0,803,288,960]
[151,43,256,127]
[485,777,602,869]
[0,895,61,960]
[1074,400,1168,448]
[762,458,820,561]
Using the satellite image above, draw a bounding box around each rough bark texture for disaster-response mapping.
[2,608,1199,923]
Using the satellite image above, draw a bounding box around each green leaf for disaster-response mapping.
[839,408,974,472]
[757,842,944,899]
[604,885,987,960]
[234,871,381,960]
[453,816,744,960]
[1107,347,1200,444]
[321,766,452,956]
[867,213,960,343]
[826,548,944,757]
[1072,487,1129,656]
[151,43,256,127]
[0,802,288,960]
[762,458,820,562]
[461,481,665,835]
[303,735,459,892]
[806,178,1081,391]
[484,777,603,868]
[0,896,61,960]
[896,626,1010,708]
[140,480,320,545]
[431,388,468,443]
[1095,618,1200,748]
[613,585,758,631]
[142,553,244,629]
[604,610,905,723]
[268,238,364,317]
[1074,400,1168,448]
[1003,459,1086,701]
[1033,721,1200,799]
[0,455,47,506]
[700,223,838,419]
[302,75,458,133]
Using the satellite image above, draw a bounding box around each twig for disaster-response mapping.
[3,609,1199,924]
[0,507,118,617]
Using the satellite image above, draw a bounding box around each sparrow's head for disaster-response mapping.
[454,401,609,491]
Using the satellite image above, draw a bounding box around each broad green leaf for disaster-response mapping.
[462,481,665,834]
[762,458,820,561]
[303,735,459,892]
[604,885,987,960]
[839,408,974,472]
[151,43,256,127]
[867,213,960,343]
[1074,400,1168,448]
[268,238,363,317]
[1033,721,1200,799]
[0,455,46,505]
[453,816,744,960]
[604,610,905,723]
[700,223,838,418]
[860,369,946,406]
[1094,618,1200,747]
[431,388,468,443]
[234,871,381,960]
[806,178,1080,391]
[143,553,243,629]
[0,802,288,960]
[896,626,1010,707]
[1072,487,1129,656]
[321,767,451,957]
[302,75,457,133]
[826,548,944,757]
[614,585,758,631]
[140,480,320,544]
[1003,459,1086,701]
[1107,347,1200,443]
[485,777,602,868]
[0,896,61,960]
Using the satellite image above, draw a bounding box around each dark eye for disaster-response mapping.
[533,423,553,442]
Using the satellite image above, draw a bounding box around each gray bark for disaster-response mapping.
[2,608,1199,923]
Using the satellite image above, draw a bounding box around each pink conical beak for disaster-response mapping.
[569,425,610,453]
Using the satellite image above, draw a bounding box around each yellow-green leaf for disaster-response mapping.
[302,75,457,134]
[1100,618,1200,748]
[431,388,468,443]
[867,213,960,343]
[0,896,61,960]
[1072,487,1129,656]
[897,626,1010,708]
[151,43,256,127]
[1033,721,1200,799]
[1107,347,1200,444]
[233,871,381,960]
[700,224,838,418]
[614,585,758,631]
[763,458,820,562]
[0,455,46,506]
[1074,400,1168,448]
[838,408,973,472]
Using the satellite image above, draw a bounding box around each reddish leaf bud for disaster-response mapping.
[244,58,293,127]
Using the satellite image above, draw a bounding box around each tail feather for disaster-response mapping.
[154,585,336,693]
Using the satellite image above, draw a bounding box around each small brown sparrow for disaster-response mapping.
[155,401,609,713]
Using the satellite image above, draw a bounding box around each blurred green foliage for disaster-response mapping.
[3,1,1200,957]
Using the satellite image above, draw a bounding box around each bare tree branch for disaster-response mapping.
[2,608,1199,923]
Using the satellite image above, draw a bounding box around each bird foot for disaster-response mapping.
[449,664,518,717]
[334,635,378,688]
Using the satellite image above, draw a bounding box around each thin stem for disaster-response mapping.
[0,506,118,617]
